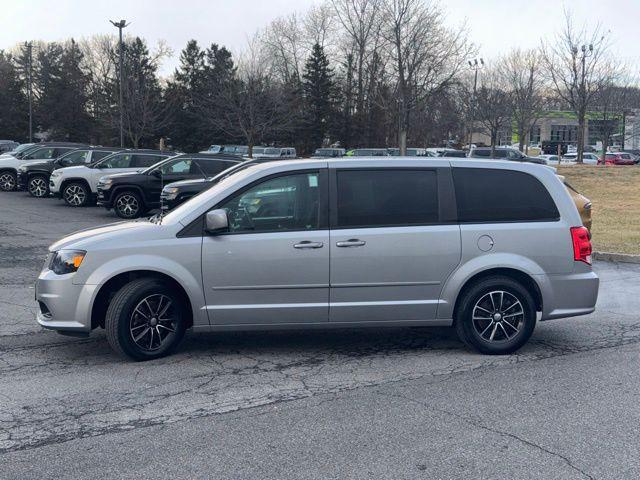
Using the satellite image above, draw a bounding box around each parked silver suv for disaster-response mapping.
[36,158,599,360]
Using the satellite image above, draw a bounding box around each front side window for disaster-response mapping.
[160,158,192,174]
[58,150,89,166]
[25,148,55,159]
[99,153,133,169]
[218,172,321,233]
[453,168,559,223]
[132,154,164,168]
[336,170,439,228]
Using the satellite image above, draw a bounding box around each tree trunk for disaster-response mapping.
[399,129,407,156]
[490,131,497,157]
[576,117,585,164]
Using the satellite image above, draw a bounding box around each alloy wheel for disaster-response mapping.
[116,194,140,217]
[129,294,177,352]
[29,177,48,197]
[472,290,524,342]
[0,172,16,191]
[64,185,86,206]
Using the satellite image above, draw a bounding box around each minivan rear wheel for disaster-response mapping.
[454,276,536,355]
[105,278,187,361]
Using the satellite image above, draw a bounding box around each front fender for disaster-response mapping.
[79,251,207,327]
[437,252,545,319]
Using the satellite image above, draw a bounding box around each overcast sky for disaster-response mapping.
[1,0,638,76]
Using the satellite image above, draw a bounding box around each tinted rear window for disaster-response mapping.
[453,168,559,222]
[336,170,438,228]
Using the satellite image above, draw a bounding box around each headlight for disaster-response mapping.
[163,187,179,200]
[18,166,27,172]
[50,171,60,178]
[99,178,113,189]
[50,250,86,275]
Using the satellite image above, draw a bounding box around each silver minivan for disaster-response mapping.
[36,158,599,360]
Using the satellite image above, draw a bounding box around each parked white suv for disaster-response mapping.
[254,147,297,159]
[49,150,174,206]
[0,144,84,191]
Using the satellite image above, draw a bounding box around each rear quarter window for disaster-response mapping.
[452,168,560,223]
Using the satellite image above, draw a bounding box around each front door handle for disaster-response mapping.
[294,241,324,249]
[336,239,366,247]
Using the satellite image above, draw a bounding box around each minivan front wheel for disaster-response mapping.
[455,276,536,355]
[105,278,187,361]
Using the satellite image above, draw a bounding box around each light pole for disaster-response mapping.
[575,44,593,163]
[467,58,484,149]
[110,19,129,148]
[23,42,34,142]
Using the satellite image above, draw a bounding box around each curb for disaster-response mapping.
[593,251,640,264]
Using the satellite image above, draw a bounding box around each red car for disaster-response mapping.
[599,152,637,165]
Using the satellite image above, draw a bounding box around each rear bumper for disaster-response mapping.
[538,270,599,320]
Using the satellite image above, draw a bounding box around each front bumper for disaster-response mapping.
[96,186,114,208]
[16,171,28,190]
[36,269,98,334]
[538,269,599,320]
[49,177,62,194]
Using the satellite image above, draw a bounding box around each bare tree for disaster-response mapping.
[500,48,544,153]
[541,12,612,162]
[262,13,305,84]
[380,0,473,154]
[208,37,298,157]
[471,72,513,155]
[593,78,631,158]
[331,0,382,127]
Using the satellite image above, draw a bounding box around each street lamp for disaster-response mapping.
[110,19,129,148]
[467,58,484,149]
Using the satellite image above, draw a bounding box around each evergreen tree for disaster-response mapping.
[302,43,335,151]
[57,40,91,141]
[0,51,28,141]
[166,40,206,151]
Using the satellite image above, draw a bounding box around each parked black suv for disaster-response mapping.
[97,152,242,218]
[469,147,545,164]
[159,157,280,211]
[18,146,121,197]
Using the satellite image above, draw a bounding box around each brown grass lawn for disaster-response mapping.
[558,165,640,255]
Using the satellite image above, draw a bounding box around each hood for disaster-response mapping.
[56,165,90,176]
[100,170,146,182]
[49,221,157,252]
[166,177,210,188]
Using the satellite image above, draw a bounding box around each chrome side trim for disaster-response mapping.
[211,284,329,291]
[203,299,442,310]
[331,281,440,288]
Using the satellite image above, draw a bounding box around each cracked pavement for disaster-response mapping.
[1,192,640,479]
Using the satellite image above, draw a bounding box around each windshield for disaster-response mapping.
[57,149,89,167]
[15,144,44,159]
[141,154,183,174]
[161,163,262,224]
[9,143,34,155]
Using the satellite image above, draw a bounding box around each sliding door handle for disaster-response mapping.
[336,239,366,247]
[294,241,324,249]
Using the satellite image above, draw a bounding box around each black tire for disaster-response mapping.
[105,278,187,361]
[28,174,50,198]
[113,190,146,219]
[454,275,536,355]
[0,170,17,191]
[63,181,90,207]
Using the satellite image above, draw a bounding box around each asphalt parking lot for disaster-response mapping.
[1,191,640,479]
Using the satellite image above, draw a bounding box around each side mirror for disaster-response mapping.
[151,169,162,178]
[205,209,229,234]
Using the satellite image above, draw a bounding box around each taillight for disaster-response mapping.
[570,226,592,264]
